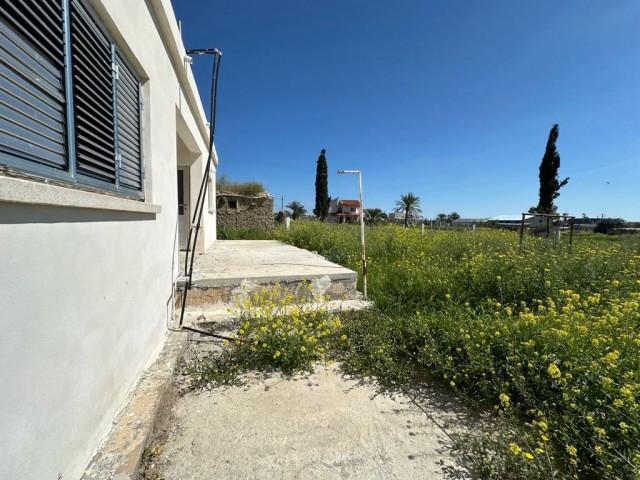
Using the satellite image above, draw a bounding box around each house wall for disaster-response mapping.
[0,1,212,478]
[175,97,217,251]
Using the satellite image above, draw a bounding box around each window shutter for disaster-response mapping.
[115,54,142,192]
[69,0,116,184]
[0,0,67,170]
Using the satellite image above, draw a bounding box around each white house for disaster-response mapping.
[0,0,216,477]
[328,197,361,223]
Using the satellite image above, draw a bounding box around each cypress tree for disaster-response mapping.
[313,149,330,220]
[536,124,569,214]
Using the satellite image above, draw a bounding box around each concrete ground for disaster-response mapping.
[149,339,474,480]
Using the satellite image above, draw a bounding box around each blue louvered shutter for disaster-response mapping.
[115,54,142,192]
[69,0,116,185]
[0,0,68,171]
[1,0,143,196]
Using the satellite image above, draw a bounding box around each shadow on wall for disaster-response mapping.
[0,203,157,224]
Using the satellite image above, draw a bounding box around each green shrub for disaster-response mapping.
[216,173,265,196]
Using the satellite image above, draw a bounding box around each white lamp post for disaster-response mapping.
[337,169,367,299]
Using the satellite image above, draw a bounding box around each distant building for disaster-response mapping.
[328,197,361,223]
[388,210,422,226]
[452,218,489,227]
[489,215,548,230]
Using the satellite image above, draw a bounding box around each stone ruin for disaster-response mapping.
[216,192,274,231]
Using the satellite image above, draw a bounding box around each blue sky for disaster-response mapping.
[173,1,640,220]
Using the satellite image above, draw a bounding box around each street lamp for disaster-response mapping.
[337,169,367,299]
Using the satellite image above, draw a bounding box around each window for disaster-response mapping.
[0,0,144,198]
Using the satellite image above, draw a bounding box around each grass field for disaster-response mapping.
[218,223,640,478]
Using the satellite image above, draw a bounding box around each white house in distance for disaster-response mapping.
[328,197,361,223]
[0,0,216,478]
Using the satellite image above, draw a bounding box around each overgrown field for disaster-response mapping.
[222,223,640,478]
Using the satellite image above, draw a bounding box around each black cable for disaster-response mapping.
[182,53,220,277]
[181,326,238,342]
[179,50,222,327]
[187,53,221,282]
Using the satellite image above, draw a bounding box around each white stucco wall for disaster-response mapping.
[0,0,214,478]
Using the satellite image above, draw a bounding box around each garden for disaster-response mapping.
[199,222,640,478]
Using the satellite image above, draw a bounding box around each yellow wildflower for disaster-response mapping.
[547,363,561,379]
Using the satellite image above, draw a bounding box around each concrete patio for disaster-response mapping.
[185,240,356,288]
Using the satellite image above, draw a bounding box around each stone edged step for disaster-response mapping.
[176,274,358,309]
[180,298,373,332]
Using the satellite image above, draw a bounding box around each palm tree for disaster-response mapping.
[395,193,422,228]
[364,208,388,226]
[286,201,306,220]
[449,212,460,225]
[437,213,447,228]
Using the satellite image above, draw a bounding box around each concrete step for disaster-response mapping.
[176,239,361,303]
[174,240,368,330]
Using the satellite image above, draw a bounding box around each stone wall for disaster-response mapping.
[217,193,274,230]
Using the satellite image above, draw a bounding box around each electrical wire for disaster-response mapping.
[179,49,222,328]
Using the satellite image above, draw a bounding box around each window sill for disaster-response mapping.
[0,176,161,214]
